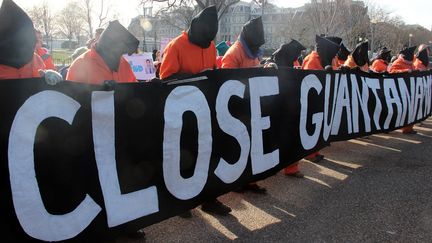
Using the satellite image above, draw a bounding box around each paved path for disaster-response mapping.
[117,118,432,243]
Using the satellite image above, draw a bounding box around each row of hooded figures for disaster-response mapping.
[0,0,430,240]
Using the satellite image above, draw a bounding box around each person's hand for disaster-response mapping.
[324,65,333,71]
[264,62,278,69]
[200,68,212,72]
[103,80,117,90]
[39,70,63,85]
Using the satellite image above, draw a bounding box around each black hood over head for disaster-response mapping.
[400,46,417,62]
[272,39,306,67]
[352,41,369,66]
[376,47,391,63]
[0,0,36,68]
[187,5,218,48]
[416,48,429,67]
[337,43,350,61]
[96,20,139,72]
[326,36,343,45]
[241,16,265,55]
[315,35,340,67]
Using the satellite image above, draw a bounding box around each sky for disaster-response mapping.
[7,0,432,30]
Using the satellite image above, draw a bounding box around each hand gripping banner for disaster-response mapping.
[0,68,431,242]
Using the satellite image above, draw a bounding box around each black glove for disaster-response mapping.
[103,80,117,91]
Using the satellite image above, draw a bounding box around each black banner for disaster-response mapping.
[1,68,431,242]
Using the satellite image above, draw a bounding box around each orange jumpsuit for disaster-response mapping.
[66,48,137,84]
[36,47,56,70]
[413,58,428,71]
[0,54,45,79]
[370,59,388,73]
[160,32,216,79]
[221,41,260,68]
[343,55,369,72]
[389,56,415,133]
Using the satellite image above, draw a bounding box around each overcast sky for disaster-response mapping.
[9,0,432,30]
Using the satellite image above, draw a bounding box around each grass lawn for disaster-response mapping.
[52,49,73,66]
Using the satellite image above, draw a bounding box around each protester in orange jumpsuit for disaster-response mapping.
[66,20,138,84]
[160,6,218,80]
[370,47,391,73]
[265,39,309,178]
[389,46,418,134]
[220,16,270,192]
[301,35,340,162]
[325,36,347,69]
[0,0,46,80]
[159,6,233,217]
[221,16,265,68]
[335,43,350,68]
[35,29,56,70]
[343,41,369,72]
[413,45,430,71]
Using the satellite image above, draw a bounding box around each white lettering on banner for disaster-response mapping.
[331,74,353,135]
[249,76,280,175]
[415,77,424,120]
[92,91,159,227]
[383,79,402,129]
[8,91,101,242]
[351,75,371,133]
[214,80,250,184]
[365,78,382,130]
[299,74,323,149]
[323,74,338,141]
[163,86,212,200]
[397,78,415,126]
[425,75,432,116]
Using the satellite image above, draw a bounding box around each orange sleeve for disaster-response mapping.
[66,58,87,82]
[44,56,56,71]
[120,57,137,83]
[371,60,387,73]
[221,47,240,69]
[32,54,46,77]
[302,57,323,70]
[159,43,180,79]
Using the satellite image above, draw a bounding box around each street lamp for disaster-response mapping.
[370,18,377,52]
[409,33,413,46]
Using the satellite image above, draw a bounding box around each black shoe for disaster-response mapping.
[238,183,267,194]
[178,210,192,218]
[127,229,145,239]
[201,199,232,216]
[286,171,304,178]
[311,154,324,163]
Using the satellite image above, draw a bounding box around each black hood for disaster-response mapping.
[0,0,36,68]
[352,41,369,66]
[337,43,350,61]
[416,48,429,67]
[376,47,391,63]
[400,46,417,62]
[272,39,305,67]
[95,20,139,72]
[241,16,265,55]
[326,36,343,45]
[315,35,340,67]
[187,5,218,48]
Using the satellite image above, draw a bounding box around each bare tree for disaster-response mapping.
[81,0,113,38]
[56,2,85,49]
[143,0,240,23]
[27,1,56,41]
[82,0,94,38]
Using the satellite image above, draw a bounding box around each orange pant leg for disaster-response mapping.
[284,162,299,175]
